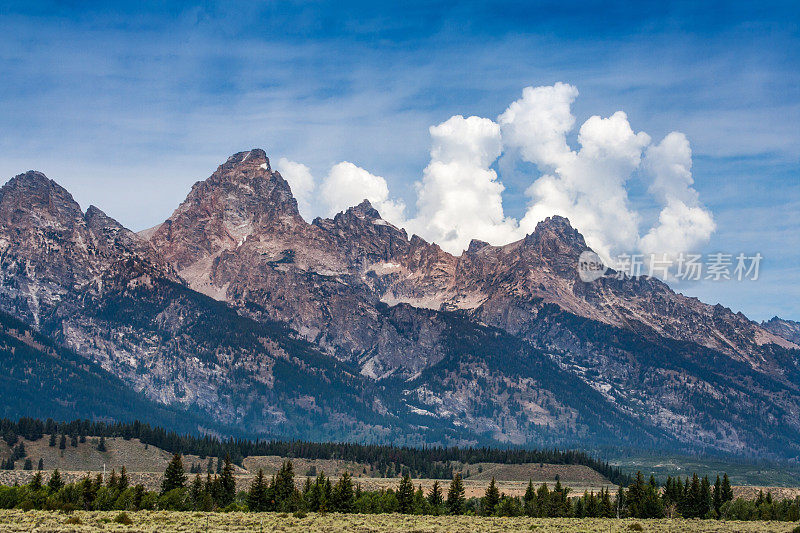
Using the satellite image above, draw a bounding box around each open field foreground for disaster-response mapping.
[0,511,797,533]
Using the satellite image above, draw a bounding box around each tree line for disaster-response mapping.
[0,454,798,523]
[0,417,630,485]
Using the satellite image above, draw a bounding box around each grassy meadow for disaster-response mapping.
[0,510,797,532]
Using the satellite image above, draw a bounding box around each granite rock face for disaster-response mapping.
[147,150,797,379]
[2,151,799,457]
[762,316,800,345]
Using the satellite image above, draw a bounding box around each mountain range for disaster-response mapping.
[1,149,798,459]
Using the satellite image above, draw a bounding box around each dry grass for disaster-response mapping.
[0,470,615,498]
[0,510,796,532]
[243,455,372,477]
[4,437,799,501]
[2,436,241,473]
[453,462,607,483]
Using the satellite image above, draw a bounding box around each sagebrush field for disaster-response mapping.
[0,510,797,532]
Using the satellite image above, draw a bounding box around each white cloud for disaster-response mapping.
[498,83,578,170]
[319,161,406,224]
[501,83,650,262]
[277,84,715,269]
[497,83,713,266]
[643,131,697,205]
[275,157,315,220]
[408,115,520,254]
[639,133,715,257]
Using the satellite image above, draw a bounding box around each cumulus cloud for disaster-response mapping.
[275,157,315,220]
[282,83,714,270]
[319,161,406,224]
[501,84,649,262]
[498,83,578,169]
[407,115,520,253]
[498,83,712,266]
[639,133,715,257]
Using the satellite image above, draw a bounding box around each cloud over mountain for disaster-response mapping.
[279,83,715,263]
[276,157,315,220]
[320,161,406,224]
[407,115,518,253]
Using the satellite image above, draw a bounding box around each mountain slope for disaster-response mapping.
[762,317,800,345]
[140,149,800,458]
[0,310,209,434]
[0,170,432,443]
[1,152,799,459]
[145,150,796,377]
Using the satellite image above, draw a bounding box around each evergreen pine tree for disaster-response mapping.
[699,476,712,518]
[427,480,443,508]
[536,483,551,518]
[218,455,236,507]
[29,472,43,490]
[482,477,500,516]
[272,460,294,509]
[523,479,537,516]
[204,473,216,511]
[37,458,43,470]
[80,475,96,510]
[687,473,701,518]
[59,434,66,450]
[12,441,25,460]
[601,487,613,517]
[721,473,733,502]
[118,466,129,491]
[678,477,691,517]
[331,471,354,512]
[323,476,332,507]
[550,479,571,517]
[189,474,204,510]
[107,470,118,488]
[23,458,32,470]
[614,486,626,518]
[48,469,64,492]
[397,473,414,513]
[248,469,268,512]
[97,436,106,452]
[413,485,426,514]
[713,475,723,516]
[309,472,328,512]
[627,471,646,517]
[161,453,187,494]
[48,434,56,447]
[446,473,465,515]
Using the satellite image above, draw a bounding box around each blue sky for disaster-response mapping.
[0,1,798,321]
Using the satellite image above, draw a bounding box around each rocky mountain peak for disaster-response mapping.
[222,148,270,171]
[0,171,83,228]
[84,204,116,226]
[466,239,491,254]
[197,148,296,215]
[762,316,800,345]
[148,149,305,276]
[520,215,588,260]
[84,204,128,241]
[348,199,381,219]
[328,199,394,228]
